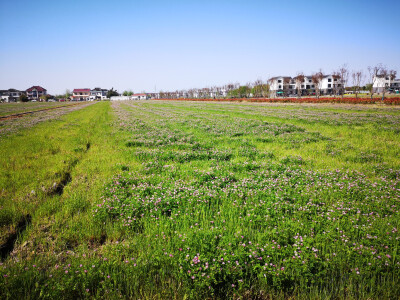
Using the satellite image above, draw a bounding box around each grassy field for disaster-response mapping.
[0,102,79,117]
[0,101,399,299]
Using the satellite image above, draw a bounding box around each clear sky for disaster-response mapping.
[1,0,399,95]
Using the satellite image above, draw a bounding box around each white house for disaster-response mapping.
[269,74,342,96]
[320,75,341,95]
[269,76,315,96]
[110,96,131,101]
[131,93,148,100]
[373,75,400,93]
[72,89,91,101]
[268,76,292,96]
[26,86,47,100]
[0,89,24,102]
[90,88,108,100]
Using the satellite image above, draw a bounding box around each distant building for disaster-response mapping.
[320,75,341,95]
[268,76,297,96]
[110,96,131,101]
[131,93,148,100]
[0,89,25,102]
[269,74,342,96]
[26,86,47,100]
[373,75,400,93]
[72,89,91,101]
[90,88,108,100]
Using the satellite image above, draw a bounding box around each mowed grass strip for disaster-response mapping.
[0,102,137,254]
[0,102,78,117]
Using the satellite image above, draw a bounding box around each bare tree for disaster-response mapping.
[379,67,388,101]
[379,68,397,101]
[367,64,382,100]
[338,65,349,99]
[246,82,253,98]
[262,80,270,98]
[312,71,324,98]
[294,73,305,98]
[253,79,263,98]
[389,69,397,94]
[351,70,364,100]
[267,78,275,98]
[332,72,341,96]
[283,77,291,97]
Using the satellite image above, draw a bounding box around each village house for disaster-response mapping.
[320,75,341,95]
[90,88,108,100]
[373,75,400,93]
[0,89,25,102]
[72,88,91,101]
[131,93,148,100]
[269,75,342,96]
[26,86,47,100]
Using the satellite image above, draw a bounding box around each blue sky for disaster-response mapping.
[1,0,399,94]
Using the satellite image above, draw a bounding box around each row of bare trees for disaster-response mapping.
[158,80,272,99]
[156,64,397,99]
[336,64,396,100]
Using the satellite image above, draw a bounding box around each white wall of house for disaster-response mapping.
[373,76,400,92]
[110,96,131,101]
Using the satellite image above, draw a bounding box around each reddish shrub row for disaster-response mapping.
[155,97,400,105]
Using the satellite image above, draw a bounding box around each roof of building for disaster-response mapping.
[133,93,146,96]
[73,88,91,93]
[26,86,47,92]
[269,76,291,80]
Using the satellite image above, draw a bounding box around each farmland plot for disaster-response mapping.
[0,101,399,299]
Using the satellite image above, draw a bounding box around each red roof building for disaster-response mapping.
[72,89,91,101]
[26,86,47,99]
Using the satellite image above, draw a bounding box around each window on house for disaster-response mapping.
[312,85,315,88]
[278,80,282,83]
[309,80,312,83]
[328,84,331,88]
[328,79,332,82]
[279,85,282,89]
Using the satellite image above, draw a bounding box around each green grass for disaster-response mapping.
[0,102,77,117]
[0,100,399,299]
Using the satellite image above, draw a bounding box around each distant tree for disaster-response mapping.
[294,73,305,98]
[65,89,71,98]
[282,77,291,97]
[338,65,349,99]
[19,94,29,102]
[312,71,324,98]
[260,81,270,98]
[332,72,341,96]
[379,68,397,101]
[107,88,119,98]
[40,94,52,101]
[267,78,275,98]
[351,70,364,100]
[367,64,382,100]
[253,79,264,98]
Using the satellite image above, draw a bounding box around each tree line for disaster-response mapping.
[156,64,397,100]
